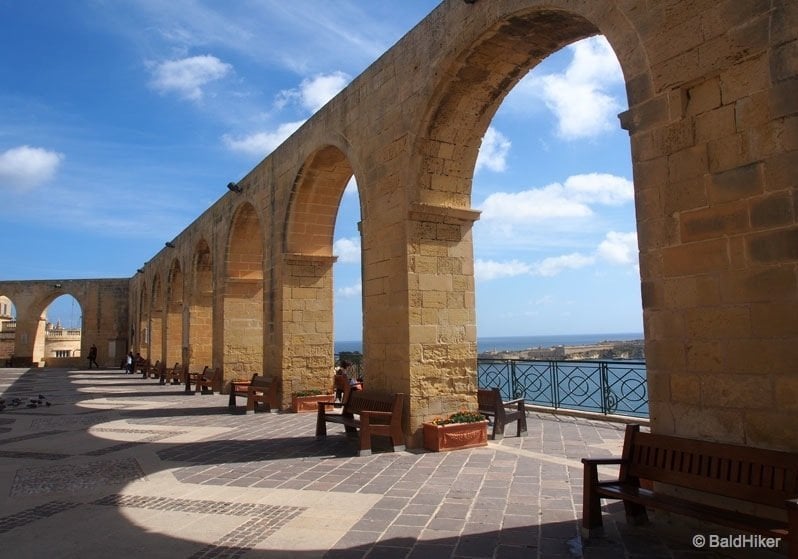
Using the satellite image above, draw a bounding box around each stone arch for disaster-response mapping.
[0,295,16,364]
[398,5,651,431]
[149,274,163,364]
[280,145,360,405]
[165,258,184,368]
[223,202,264,382]
[136,281,149,358]
[188,238,214,372]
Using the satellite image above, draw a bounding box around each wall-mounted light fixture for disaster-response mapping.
[53,283,62,289]
[227,181,242,193]
[137,268,144,274]
[165,241,176,248]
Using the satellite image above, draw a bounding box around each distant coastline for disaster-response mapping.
[334,333,644,355]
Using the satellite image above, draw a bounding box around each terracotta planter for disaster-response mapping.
[423,420,489,452]
[292,394,334,413]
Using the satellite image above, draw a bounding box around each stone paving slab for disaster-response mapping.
[0,367,789,558]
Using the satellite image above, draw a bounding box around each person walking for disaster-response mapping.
[88,344,99,369]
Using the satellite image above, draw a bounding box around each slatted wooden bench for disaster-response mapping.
[316,391,405,456]
[581,424,798,558]
[194,366,220,394]
[228,374,256,407]
[245,375,279,413]
[159,362,183,385]
[477,387,527,440]
[139,359,162,379]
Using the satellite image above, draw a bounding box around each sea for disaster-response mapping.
[334,332,643,355]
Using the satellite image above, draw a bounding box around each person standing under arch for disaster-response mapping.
[88,344,99,369]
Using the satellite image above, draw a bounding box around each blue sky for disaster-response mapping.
[0,1,642,340]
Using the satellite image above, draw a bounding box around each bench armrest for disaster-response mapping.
[503,397,525,406]
[581,458,625,466]
[360,410,393,419]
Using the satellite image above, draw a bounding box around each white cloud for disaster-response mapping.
[277,71,350,113]
[0,145,64,190]
[535,253,595,276]
[563,173,634,205]
[475,232,637,283]
[478,173,632,225]
[597,231,638,265]
[476,126,511,173]
[333,236,361,263]
[514,36,624,140]
[475,259,532,281]
[150,55,232,101]
[336,282,362,298]
[222,120,305,157]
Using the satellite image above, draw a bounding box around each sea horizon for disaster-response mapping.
[335,332,644,355]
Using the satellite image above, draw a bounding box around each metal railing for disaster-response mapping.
[333,353,648,418]
[478,358,648,418]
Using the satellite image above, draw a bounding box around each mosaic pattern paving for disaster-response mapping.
[0,501,80,534]
[10,457,145,496]
[95,494,306,559]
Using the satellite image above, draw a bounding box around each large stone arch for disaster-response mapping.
[149,274,163,364]
[222,202,265,383]
[393,4,648,440]
[279,145,359,404]
[188,238,214,373]
[165,258,184,369]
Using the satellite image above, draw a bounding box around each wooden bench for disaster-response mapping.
[160,362,183,385]
[139,359,161,379]
[194,366,220,394]
[582,424,798,557]
[477,387,527,440]
[316,391,405,456]
[245,375,279,413]
[228,374,255,407]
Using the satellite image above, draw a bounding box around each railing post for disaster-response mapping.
[550,360,558,410]
[510,360,517,399]
[599,362,609,414]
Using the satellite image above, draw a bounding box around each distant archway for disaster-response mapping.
[224,203,264,381]
[165,259,184,369]
[149,275,163,364]
[282,145,359,397]
[188,239,214,372]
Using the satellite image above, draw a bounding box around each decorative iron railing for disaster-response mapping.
[477,358,648,418]
[333,353,648,418]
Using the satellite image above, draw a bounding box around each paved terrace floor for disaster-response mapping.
[0,367,786,559]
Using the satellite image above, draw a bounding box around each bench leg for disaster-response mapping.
[582,463,605,539]
[228,391,236,407]
[623,500,649,526]
[315,408,328,440]
[516,404,527,437]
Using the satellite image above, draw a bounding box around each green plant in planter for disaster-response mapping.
[293,389,326,397]
[431,410,485,425]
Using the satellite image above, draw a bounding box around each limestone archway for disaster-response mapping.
[149,274,163,365]
[223,202,265,383]
[165,259,184,369]
[188,239,213,373]
[136,282,149,359]
[280,145,359,403]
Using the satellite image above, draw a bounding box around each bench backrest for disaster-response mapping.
[344,391,403,419]
[624,425,798,508]
[251,374,274,388]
